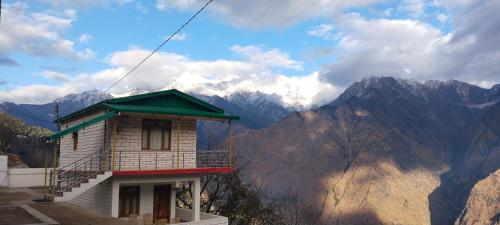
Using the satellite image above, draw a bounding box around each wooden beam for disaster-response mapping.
[111,119,117,171]
[50,143,58,201]
[228,120,233,168]
[43,143,48,195]
[176,118,180,169]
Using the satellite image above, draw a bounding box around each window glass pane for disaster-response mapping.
[150,127,162,150]
[163,129,170,150]
[142,128,148,149]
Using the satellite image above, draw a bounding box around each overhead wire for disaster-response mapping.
[103,0,215,94]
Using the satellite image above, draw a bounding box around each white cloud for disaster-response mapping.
[382,8,394,17]
[169,32,187,41]
[230,45,303,70]
[0,47,337,108]
[156,0,386,28]
[0,3,95,60]
[437,14,448,24]
[397,0,426,17]
[79,33,94,43]
[321,0,500,88]
[41,70,71,82]
[308,24,338,40]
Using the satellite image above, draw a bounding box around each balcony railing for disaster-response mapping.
[113,150,230,171]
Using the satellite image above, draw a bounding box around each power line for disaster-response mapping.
[104,0,214,94]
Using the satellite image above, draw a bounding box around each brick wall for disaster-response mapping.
[59,113,198,170]
[114,116,197,170]
[59,110,108,167]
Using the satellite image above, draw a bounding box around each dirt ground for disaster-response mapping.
[0,205,41,225]
[0,187,133,225]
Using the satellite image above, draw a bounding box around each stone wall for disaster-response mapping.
[114,116,197,170]
[59,110,107,167]
[59,113,197,170]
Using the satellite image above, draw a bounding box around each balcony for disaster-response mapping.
[111,150,233,176]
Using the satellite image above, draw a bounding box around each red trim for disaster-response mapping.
[112,167,234,176]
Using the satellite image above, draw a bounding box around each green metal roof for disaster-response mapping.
[105,104,239,120]
[47,111,118,141]
[56,89,238,122]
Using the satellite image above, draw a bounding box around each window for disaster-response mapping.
[72,132,78,151]
[142,119,171,150]
[119,186,140,217]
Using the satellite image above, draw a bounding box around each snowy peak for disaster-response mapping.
[226,91,284,108]
[332,77,500,107]
[54,90,112,107]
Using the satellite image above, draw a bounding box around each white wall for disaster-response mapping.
[0,155,7,187]
[70,179,112,215]
[7,168,50,188]
[176,208,229,225]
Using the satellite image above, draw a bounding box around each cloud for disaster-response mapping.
[156,0,385,28]
[0,47,338,107]
[308,24,338,40]
[169,32,187,41]
[0,56,20,66]
[437,14,448,24]
[320,0,500,88]
[397,0,426,17]
[79,33,94,43]
[41,70,71,82]
[230,45,303,70]
[0,3,95,61]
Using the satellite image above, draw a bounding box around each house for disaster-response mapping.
[46,89,239,224]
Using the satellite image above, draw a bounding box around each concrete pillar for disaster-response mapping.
[111,180,119,217]
[170,182,176,220]
[192,177,200,221]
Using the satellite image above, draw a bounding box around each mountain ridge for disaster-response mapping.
[233,76,500,225]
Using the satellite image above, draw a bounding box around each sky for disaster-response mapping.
[0,0,499,108]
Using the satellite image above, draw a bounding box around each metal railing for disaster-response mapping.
[49,149,230,197]
[114,150,230,171]
[196,150,230,168]
[50,148,111,194]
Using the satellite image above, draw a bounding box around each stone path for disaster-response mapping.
[0,187,133,225]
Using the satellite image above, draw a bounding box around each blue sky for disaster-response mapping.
[0,0,499,107]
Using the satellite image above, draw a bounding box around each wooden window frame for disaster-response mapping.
[72,132,78,151]
[141,119,172,151]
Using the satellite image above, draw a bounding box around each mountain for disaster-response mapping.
[430,96,500,224]
[192,91,293,150]
[454,169,500,225]
[0,90,112,131]
[233,77,500,225]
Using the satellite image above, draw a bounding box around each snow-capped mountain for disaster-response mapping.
[332,77,500,107]
[0,90,112,131]
[53,90,112,106]
[1,89,295,132]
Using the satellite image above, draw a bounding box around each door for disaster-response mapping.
[119,186,140,217]
[154,185,171,222]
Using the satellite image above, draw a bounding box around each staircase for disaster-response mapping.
[49,149,112,201]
